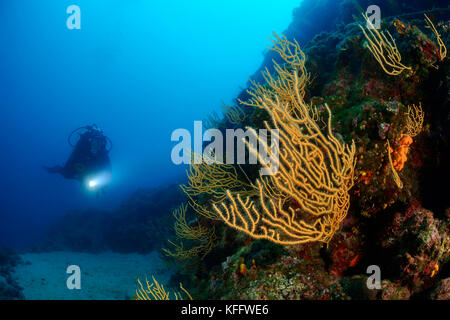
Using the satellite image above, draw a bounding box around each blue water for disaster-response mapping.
[0,0,300,248]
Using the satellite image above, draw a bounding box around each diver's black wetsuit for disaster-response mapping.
[45,126,111,182]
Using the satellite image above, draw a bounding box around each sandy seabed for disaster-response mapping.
[12,251,171,300]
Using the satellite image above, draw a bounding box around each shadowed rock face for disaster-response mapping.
[0,249,24,300]
[237,0,449,90]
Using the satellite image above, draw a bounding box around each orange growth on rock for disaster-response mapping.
[430,263,439,278]
[239,263,248,276]
[349,254,360,267]
[389,135,413,171]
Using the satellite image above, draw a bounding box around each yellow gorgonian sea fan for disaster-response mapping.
[424,14,447,61]
[162,203,216,260]
[135,276,192,300]
[405,102,424,138]
[213,34,356,245]
[359,13,411,76]
[180,152,256,221]
[387,102,424,189]
[222,102,247,125]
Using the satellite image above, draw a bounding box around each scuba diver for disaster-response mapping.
[44,124,112,192]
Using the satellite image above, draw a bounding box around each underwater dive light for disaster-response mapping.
[85,171,112,191]
[88,180,98,188]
